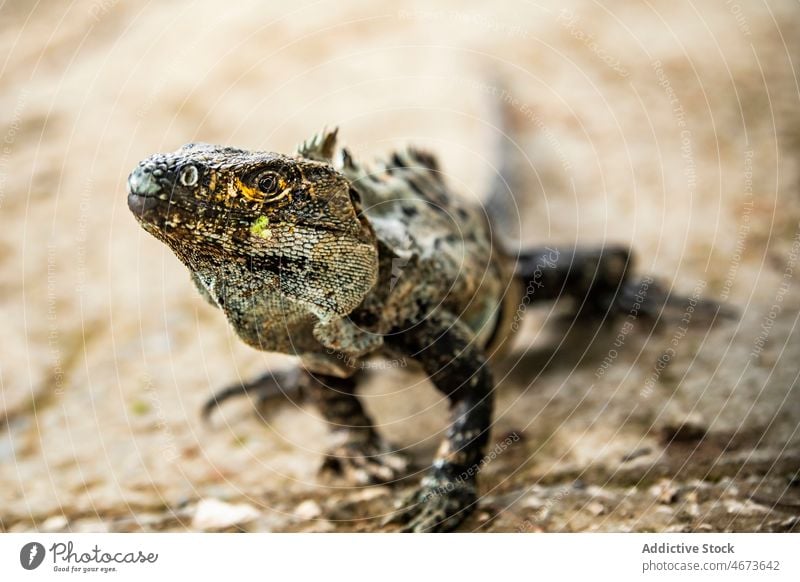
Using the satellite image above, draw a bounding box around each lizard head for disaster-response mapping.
[127,140,379,327]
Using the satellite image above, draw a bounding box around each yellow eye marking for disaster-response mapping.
[236,178,263,202]
[236,177,290,203]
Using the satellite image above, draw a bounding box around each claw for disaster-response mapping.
[319,439,413,486]
[386,480,478,533]
[380,494,417,528]
[201,368,303,423]
[614,278,738,324]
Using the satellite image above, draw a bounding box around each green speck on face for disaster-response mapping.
[131,400,150,416]
[250,215,272,239]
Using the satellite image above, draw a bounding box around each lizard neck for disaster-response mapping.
[192,263,321,354]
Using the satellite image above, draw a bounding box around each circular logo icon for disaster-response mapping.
[20,542,46,570]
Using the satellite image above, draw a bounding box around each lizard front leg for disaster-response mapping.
[308,371,412,485]
[201,368,305,422]
[385,312,493,532]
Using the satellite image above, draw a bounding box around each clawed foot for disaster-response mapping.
[320,438,413,485]
[201,368,304,422]
[613,278,738,323]
[384,478,478,532]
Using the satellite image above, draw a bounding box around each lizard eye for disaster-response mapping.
[179,165,199,187]
[257,172,280,195]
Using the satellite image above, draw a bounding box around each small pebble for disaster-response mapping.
[40,515,68,532]
[294,499,322,520]
[650,480,679,504]
[304,519,335,532]
[521,495,545,509]
[724,499,769,516]
[350,487,391,502]
[587,501,605,516]
[191,498,260,530]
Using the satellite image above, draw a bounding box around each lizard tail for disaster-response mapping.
[483,83,530,254]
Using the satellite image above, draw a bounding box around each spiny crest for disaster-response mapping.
[297,127,339,162]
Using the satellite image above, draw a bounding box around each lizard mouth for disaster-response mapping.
[127,191,161,215]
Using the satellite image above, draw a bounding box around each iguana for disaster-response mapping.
[127,117,724,532]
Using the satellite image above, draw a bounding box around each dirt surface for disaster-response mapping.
[1,0,799,533]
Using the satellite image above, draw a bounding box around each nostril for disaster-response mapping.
[127,166,161,197]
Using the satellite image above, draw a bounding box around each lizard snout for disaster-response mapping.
[127,163,169,215]
[128,165,162,197]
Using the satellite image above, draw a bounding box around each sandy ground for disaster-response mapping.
[1,0,799,532]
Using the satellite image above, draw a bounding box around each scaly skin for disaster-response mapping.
[128,127,724,531]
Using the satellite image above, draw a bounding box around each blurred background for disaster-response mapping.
[1,0,798,532]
